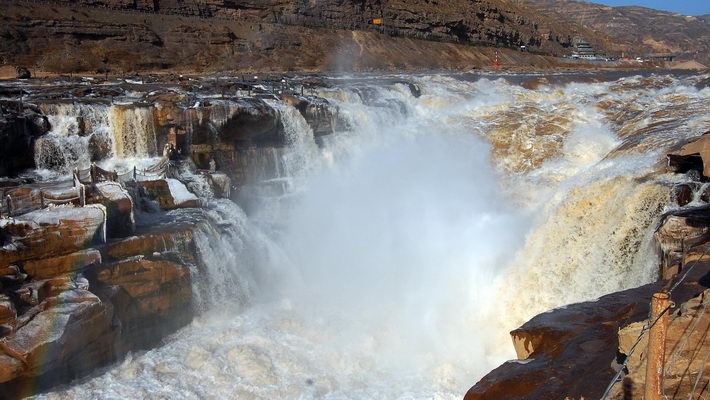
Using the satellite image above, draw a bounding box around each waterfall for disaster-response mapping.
[30,72,710,400]
[34,103,112,172]
[34,102,164,172]
[189,199,288,311]
[109,105,158,159]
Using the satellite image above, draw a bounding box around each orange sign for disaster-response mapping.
[372,18,382,25]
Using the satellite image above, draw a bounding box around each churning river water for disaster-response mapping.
[19,70,710,399]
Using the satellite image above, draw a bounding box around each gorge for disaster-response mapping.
[1,70,710,399]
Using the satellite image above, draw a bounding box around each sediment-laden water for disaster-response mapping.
[14,71,710,399]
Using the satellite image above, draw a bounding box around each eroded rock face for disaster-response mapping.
[99,227,196,263]
[0,205,107,268]
[465,266,708,400]
[21,248,101,280]
[0,287,118,398]
[0,184,214,397]
[85,256,192,349]
[655,205,710,279]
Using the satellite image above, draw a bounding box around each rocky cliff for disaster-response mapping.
[523,0,710,67]
[0,0,665,76]
[0,174,219,398]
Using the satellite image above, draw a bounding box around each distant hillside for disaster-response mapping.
[1,0,706,75]
[521,0,710,67]
[0,0,588,75]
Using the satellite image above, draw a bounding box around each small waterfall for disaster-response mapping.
[189,199,288,311]
[110,104,158,159]
[265,99,320,185]
[34,102,166,172]
[34,103,113,172]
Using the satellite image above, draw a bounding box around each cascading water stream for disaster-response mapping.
[31,72,710,399]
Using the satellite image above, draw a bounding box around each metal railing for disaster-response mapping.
[3,156,172,218]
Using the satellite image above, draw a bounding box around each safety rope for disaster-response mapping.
[664,292,709,379]
[601,242,710,399]
[688,344,710,400]
[600,303,675,400]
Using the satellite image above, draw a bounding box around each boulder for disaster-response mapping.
[138,179,199,210]
[0,205,106,268]
[20,248,101,280]
[99,226,196,263]
[655,205,710,279]
[204,99,285,146]
[89,182,135,238]
[677,134,710,177]
[0,289,117,388]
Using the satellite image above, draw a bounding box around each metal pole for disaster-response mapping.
[90,163,97,183]
[6,195,13,217]
[644,292,671,400]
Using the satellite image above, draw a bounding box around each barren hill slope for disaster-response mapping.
[0,0,593,75]
[522,0,710,66]
[2,0,706,75]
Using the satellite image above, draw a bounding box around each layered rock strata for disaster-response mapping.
[0,0,622,76]
[0,174,225,398]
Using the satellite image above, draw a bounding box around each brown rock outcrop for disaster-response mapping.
[618,286,710,399]
[675,134,710,177]
[655,205,710,279]
[21,248,101,280]
[0,288,118,395]
[88,182,135,238]
[0,205,106,268]
[99,226,196,263]
[86,256,193,349]
[465,265,708,400]
[138,179,199,210]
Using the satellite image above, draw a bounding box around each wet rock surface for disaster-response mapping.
[0,102,50,177]
[0,189,220,397]
[466,266,708,400]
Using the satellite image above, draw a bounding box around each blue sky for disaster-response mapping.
[593,1,710,16]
